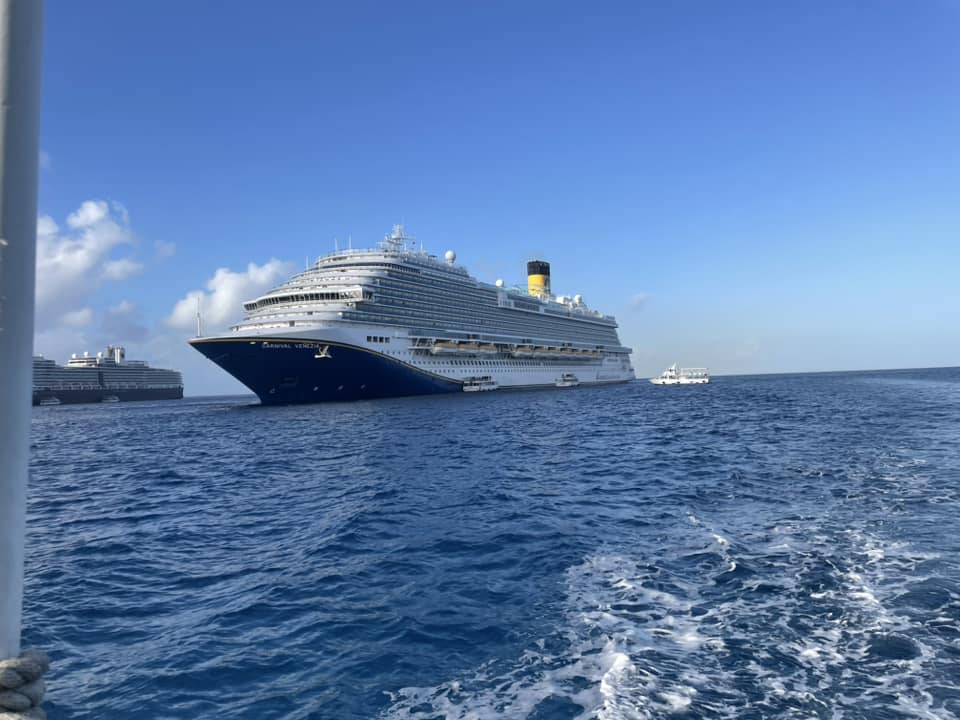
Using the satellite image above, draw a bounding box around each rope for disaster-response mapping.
[0,649,48,719]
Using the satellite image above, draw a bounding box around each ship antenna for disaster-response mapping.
[334,236,339,252]
[348,234,352,250]
[196,296,203,338]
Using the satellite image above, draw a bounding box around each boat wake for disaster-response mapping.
[383,514,959,719]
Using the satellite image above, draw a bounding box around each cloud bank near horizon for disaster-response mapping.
[165,259,294,333]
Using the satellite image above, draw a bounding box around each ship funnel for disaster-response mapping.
[527,260,551,298]
[113,346,125,364]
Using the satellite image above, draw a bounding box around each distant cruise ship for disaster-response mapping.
[33,345,184,405]
[190,225,635,404]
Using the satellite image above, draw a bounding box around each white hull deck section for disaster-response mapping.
[203,226,634,397]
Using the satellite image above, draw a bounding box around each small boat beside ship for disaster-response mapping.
[650,363,710,385]
[462,376,498,392]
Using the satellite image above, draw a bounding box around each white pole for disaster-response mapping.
[0,0,44,660]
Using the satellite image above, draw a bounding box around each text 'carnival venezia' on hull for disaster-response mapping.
[189,225,635,404]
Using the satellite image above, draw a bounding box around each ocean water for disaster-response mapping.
[24,368,960,719]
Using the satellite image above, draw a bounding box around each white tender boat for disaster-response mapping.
[555,373,579,387]
[650,363,710,385]
[462,375,498,392]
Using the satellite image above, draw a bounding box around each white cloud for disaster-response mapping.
[37,215,58,236]
[36,199,140,331]
[102,258,144,280]
[629,292,650,310]
[166,259,294,333]
[66,199,109,229]
[61,308,93,327]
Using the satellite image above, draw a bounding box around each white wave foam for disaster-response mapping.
[383,518,955,719]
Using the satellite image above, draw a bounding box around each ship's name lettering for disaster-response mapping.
[261,342,326,351]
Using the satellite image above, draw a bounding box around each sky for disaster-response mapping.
[36,1,960,394]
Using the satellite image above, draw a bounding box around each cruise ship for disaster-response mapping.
[33,345,184,405]
[190,225,635,404]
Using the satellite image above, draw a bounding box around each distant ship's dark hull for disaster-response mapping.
[33,387,184,406]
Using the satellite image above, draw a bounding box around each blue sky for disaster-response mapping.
[37,1,960,394]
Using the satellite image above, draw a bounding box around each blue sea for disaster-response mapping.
[25,368,960,719]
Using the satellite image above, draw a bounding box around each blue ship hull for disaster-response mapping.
[190,337,463,404]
